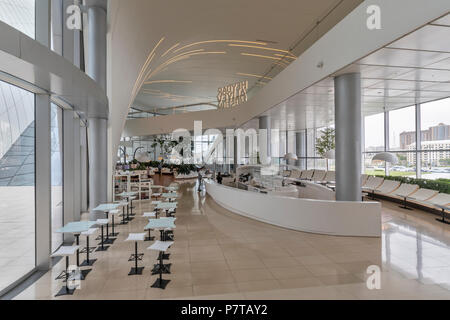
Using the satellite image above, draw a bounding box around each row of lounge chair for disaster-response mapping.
[284,169,450,223]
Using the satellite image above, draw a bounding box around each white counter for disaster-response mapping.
[205,180,381,237]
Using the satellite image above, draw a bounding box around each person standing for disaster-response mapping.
[217,172,223,185]
[197,170,203,192]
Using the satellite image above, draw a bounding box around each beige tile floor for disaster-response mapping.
[13,181,450,300]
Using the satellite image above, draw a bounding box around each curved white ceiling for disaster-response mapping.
[107,0,363,159]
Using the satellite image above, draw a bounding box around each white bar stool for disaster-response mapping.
[96,219,110,252]
[125,233,146,275]
[52,246,80,297]
[129,196,137,216]
[80,228,98,266]
[109,209,120,237]
[148,241,174,290]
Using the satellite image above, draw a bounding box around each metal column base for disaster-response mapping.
[55,286,76,297]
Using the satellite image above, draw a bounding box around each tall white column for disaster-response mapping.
[63,110,75,243]
[88,118,108,220]
[35,94,52,270]
[296,131,306,168]
[73,117,81,221]
[259,116,271,165]
[334,73,362,202]
[86,3,108,219]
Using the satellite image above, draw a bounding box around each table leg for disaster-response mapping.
[436,209,450,225]
[75,234,80,267]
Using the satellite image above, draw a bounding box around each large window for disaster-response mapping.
[0,0,35,39]
[420,99,450,180]
[0,80,35,292]
[51,104,63,252]
[388,106,416,177]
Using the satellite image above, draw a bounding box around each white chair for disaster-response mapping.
[109,209,120,237]
[80,228,98,266]
[409,188,439,202]
[290,170,301,180]
[361,174,369,186]
[95,219,110,252]
[51,246,80,297]
[390,184,420,210]
[301,170,314,180]
[125,233,147,275]
[324,171,336,183]
[375,180,401,195]
[427,193,450,206]
[362,176,384,190]
[312,170,327,182]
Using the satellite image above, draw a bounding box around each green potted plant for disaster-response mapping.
[315,128,335,171]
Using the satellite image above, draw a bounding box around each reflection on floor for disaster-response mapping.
[14,181,450,300]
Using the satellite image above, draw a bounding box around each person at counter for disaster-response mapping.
[217,172,223,185]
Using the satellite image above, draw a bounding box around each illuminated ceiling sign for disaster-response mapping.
[217,81,248,109]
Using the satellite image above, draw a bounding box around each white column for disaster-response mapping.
[88,118,108,220]
[63,110,75,243]
[73,117,81,221]
[335,73,362,202]
[80,124,88,212]
[416,104,422,178]
[86,3,108,218]
[35,94,52,270]
[259,116,271,165]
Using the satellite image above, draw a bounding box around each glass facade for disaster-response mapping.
[364,97,450,180]
[0,0,35,39]
[0,80,35,292]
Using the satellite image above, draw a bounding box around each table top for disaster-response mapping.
[150,185,164,189]
[117,192,138,197]
[162,193,179,198]
[92,203,121,212]
[56,221,98,234]
[51,245,80,257]
[165,187,178,191]
[147,241,174,252]
[156,202,178,210]
[125,233,146,242]
[145,219,176,230]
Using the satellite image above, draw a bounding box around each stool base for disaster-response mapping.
[80,259,97,267]
[152,263,171,275]
[101,238,116,245]
[128,267,144,276]
[80,247,96,254]
[109,232,120,237]
[55,286,76,297]
[95,245,110,252]
[151,278,170,290]
[128,253,144,262]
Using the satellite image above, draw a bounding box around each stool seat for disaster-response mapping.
[143,212,156,218]
[147,241,173,252]
[52,246,80,258]
[81,228,98,236]
[153,194,162,197]
[152,201,162,205]
[125,233,146,242]
[129,196,137,201]
[109,209,120,215]
[96,219,109,225]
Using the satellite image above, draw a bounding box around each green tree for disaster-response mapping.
[315,128,335,171]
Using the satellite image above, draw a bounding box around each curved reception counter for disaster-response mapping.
[205,180,382,237]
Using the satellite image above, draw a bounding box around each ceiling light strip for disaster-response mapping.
[173,40,267,54]
[229,44,296,57]
[241,53,290,65]
[237,72,273,80]
[161,42,180,58]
